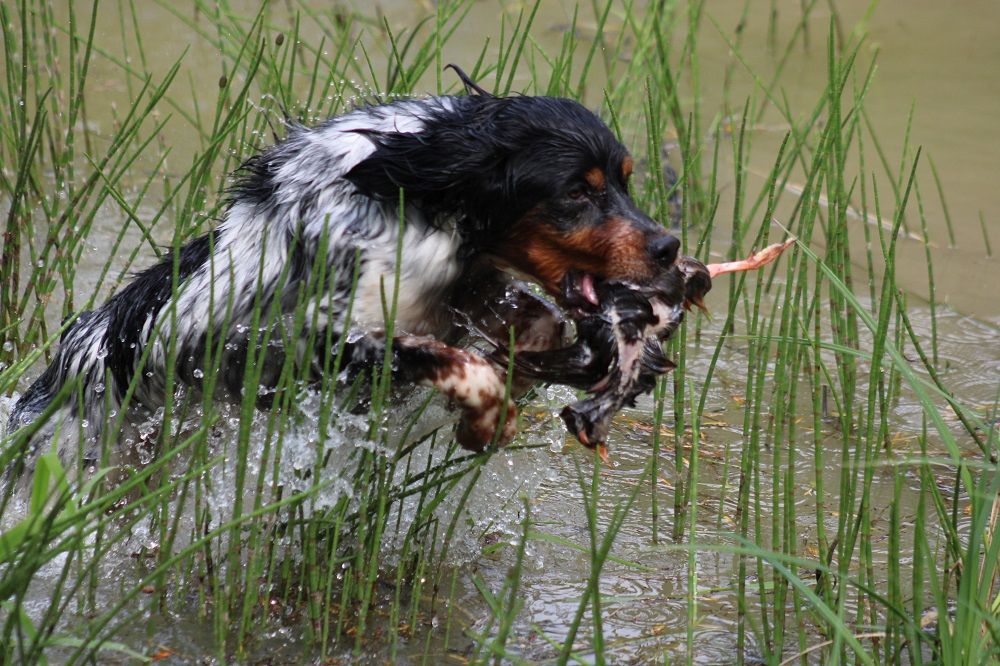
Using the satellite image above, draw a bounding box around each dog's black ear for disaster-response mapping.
[446,63,493,97]
[344,125,505,228]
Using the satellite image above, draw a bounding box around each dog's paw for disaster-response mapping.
[455,401,518,451]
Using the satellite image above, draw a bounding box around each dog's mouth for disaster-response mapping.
[560,265,699,321]
[560,270,602,318]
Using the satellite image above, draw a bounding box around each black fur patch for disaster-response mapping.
[345,95,630,248]
[103,234,213,398]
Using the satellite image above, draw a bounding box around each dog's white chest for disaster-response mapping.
[352,224,463,336]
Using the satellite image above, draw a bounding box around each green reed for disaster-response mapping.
[981,211,994,258]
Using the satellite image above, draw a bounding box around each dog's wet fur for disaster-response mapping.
[4,69,686,487]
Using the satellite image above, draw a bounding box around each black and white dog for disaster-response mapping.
[4,69,681,482]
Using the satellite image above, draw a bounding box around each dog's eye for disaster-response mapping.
[568,188,587,201]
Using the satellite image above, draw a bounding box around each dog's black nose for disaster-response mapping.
[649,234,680,267]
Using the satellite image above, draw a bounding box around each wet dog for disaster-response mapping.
[4,68,684,484]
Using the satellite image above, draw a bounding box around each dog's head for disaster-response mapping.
[345,87,681,313]
[478,96,682,314]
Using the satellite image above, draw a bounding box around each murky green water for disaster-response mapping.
[4,1,999,663]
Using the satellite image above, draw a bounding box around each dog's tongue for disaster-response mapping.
[580,273,599,306]
[562,271,601,310]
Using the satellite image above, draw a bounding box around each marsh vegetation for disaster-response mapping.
[1,1,998,663]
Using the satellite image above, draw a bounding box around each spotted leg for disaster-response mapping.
[393,336,518,450]
[342,334,518,451]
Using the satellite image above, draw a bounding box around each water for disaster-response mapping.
[3,1,999,663]
[10,301,988,662]
[474,296,994,661]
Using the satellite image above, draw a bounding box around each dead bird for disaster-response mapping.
[511,239,795,460]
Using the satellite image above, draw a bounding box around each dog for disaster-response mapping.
[3,68,682,485]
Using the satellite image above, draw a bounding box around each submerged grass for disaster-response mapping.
[0,0,997,663]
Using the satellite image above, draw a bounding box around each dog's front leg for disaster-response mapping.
[345,334,518,451]
[395,336,518,450]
